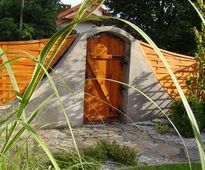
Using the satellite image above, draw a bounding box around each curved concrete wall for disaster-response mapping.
[26,26,172,127]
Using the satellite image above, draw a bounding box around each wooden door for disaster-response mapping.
[84,34,126,123]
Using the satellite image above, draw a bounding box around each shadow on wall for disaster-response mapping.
[139,40,197,100]
[127,71,172,122]
[127,62,196,121]
[26,37,88,128]
[157,63,196,99]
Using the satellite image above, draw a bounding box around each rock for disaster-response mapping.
[135,121,156,126]
[152,118,170,125]
[153,143,180,157]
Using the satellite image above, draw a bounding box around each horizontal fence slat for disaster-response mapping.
[138,40,196,99]
[0,35,76,105]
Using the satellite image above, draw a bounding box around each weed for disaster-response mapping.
[156,123,171,135]
[84,140,138,166]
[51,149,100,170]
[0,137,48,170]
[49,140,138,169]
[84,145,108,162]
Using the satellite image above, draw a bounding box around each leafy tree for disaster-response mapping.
[0,0,60,41]
[104,0,202,55]
[187,1,205,100]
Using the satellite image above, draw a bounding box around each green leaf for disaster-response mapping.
[0,48,22,102]
[1,94,53,154]
[111,17,205,170]
[18,120,60,170]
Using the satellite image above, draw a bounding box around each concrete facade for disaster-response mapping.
[25,26,172,127]
[59,22,99,34]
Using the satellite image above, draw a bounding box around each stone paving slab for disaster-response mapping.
[35,122,204,165]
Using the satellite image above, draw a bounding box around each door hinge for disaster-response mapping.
[85,71,88,79]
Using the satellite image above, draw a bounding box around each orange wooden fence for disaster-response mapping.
[0,36,197,106]
[139,41,197,99]
[0,35,76,106]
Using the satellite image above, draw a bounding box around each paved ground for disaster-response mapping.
[36,121,204,165]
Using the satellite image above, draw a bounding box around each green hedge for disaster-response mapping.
[170,97,205,138]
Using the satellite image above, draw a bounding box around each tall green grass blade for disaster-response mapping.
[0,2,107,167]
[75,13,204,169]
[0,27,78,156]
[2,1,201,169]
[18,120,60,170]
[43,66,192,168]
[74,0,104,21]
[111,18,205,170]
[0,110,18,125]
[34,62,84,169]
[90,78,192,166]
[1,13,99,163]
[0,57,22,71]
[17,16,104,117]
[0,49,22,102]
[0,153,17,169]
[188,0,205,25]
[1,94,53,154]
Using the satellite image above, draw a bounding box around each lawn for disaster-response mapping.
[126,163,201,170]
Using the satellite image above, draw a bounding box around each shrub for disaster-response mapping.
[170,97,205,138]
[84,145,108,162]
[84,140,138,166]
[51,149,100,170]
[52,149,78,169]
[107,142,137,165]
[156,123,171,134]
[50,141,138,169]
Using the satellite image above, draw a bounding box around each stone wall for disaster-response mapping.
[25,26,172,127]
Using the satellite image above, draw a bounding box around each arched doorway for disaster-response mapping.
[84,33,127,123]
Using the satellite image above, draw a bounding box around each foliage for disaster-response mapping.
[84,140,138,166]
[187,22,205,100]
[32,140,137,169]
[155,123,171,135]
[51,149,100,170]
[104,0,202,55]
[0,17,19,41]
[0,0,108,169]
[0,138,48,170]
[113,3,205,167]
[0,0,60,40]
[170,97,205,138]
[84,145,108,162]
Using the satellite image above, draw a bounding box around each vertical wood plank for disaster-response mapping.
[84,34,125,123]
